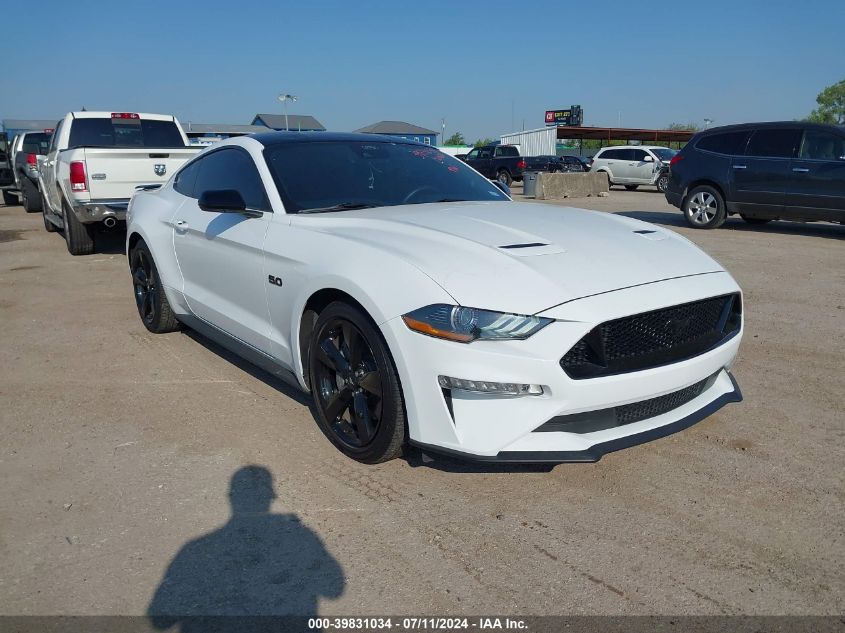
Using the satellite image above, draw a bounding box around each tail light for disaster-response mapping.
[26,153,37,166]
[517,159,527,169]
[69,161,88,192]
[669,154,684,167]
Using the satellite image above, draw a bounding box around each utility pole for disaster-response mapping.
[277,94,298,131]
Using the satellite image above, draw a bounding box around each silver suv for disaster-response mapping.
[590,145,677,192]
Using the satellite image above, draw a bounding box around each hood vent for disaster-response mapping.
[499,242,549,249]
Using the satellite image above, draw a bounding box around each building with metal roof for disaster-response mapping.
[353,120,438,145]
[183,123,270,145]
[252,113,325,132]
[2,119,60,137]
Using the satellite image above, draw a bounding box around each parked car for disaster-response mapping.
[666,122,845,229]
[9,130,52,212]
[559,155,590,172]
[591,145,676,192]
[127,132,743,464]
[39,111,201,255]
[460,144,525,186]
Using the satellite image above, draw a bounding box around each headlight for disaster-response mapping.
[401,304,552,343]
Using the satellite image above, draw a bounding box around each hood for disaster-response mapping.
[293,201,724,315]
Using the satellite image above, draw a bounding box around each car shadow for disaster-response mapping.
[147,465,345,631]
[617,211,844,240]
[182,329,311,407]
[93,225,129,255]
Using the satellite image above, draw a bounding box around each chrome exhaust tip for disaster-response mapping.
[103,217,117,228]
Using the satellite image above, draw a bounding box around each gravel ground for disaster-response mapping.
[0,193,842,617]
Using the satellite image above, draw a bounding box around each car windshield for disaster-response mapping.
[264,141,510,213]
[650,148,677,161]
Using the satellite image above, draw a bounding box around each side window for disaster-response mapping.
[597,149,614,160]
[799,130,845,161]
[503,146,519,157]
[466,149,479,160]
[745,129,801,158]
[173,159,201,197]
[696,131,750,155]
[479,149,492,159]
[193,148,269,211]
[631,149,648,162]
[494,146,503,157]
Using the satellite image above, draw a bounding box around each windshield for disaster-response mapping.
[264,141,510,213]
[650,148,677,161]
[68,118,185,149]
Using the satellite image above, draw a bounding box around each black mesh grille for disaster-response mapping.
[561,293,741,379]
[535,373,715,434]
[615,377,708,425]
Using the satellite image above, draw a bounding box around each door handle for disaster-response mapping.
[792,167,810,173]
[732,165,747,170]
[174,219,188,229]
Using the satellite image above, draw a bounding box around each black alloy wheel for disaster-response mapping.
[129,241,179,333]
[309,302,405,463]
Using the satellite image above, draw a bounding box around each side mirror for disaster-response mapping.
[198,189,248,213]
[643,155,654,162]
[493,180,511,196]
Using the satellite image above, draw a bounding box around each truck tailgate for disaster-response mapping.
[81,147,200,199]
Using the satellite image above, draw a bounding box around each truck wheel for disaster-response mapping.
[656,174,669,193]
[22,180,42,213]
[496,170,512,187]
[625,185,639,191]
[683,185,726,229]
[2,190,16,206]
[62,200,95,255]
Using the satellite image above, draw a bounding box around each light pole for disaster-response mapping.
[277,94,298,131]
[703,118,714,129]
[441,118,446,145]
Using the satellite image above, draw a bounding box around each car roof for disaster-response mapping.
[596,145,669,151]
[251,131,429,146]
[698,121,845,135]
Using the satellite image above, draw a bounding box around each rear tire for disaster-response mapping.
[129,240,180,334]
[496,170,513,187]
[62,200,95,255]
[308,301,405,463]
[740,214,772,225]
[683,185,726,229]
[2,190,16,206]
[625,184,639,191]
[22,179,42,213]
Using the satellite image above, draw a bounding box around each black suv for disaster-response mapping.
[665,122,845,229]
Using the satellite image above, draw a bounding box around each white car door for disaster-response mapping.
[172,147,274,352]
[629,148,655,184]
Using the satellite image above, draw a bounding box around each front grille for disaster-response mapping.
[536,373,715,434]
[561,293,741,379]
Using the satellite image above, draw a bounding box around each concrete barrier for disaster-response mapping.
[533,172,609,200]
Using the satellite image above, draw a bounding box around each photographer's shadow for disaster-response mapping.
[148,466,344,632]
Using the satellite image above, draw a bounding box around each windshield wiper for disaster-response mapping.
[299,202,380,214]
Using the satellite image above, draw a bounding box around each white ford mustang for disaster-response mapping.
[126,132,743,464]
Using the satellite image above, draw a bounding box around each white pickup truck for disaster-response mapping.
[40,111,200,255]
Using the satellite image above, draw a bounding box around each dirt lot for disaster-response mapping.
[0,192,842,617]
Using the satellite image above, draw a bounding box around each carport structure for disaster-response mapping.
[556,126,696,147]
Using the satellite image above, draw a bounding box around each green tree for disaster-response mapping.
[444,132,466,146]
[807,79,845,124]
[473,138,496,148]
[666,122,702,132]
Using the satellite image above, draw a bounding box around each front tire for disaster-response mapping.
[62,200,96,255]
[129,240,180,333]
[656,173,669,193]
[308,301,405,463]
[683,185,726,229]
[496,170,513,187]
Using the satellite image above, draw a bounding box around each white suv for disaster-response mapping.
[590,145,677,192]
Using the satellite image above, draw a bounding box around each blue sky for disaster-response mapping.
[3,0,843,141]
